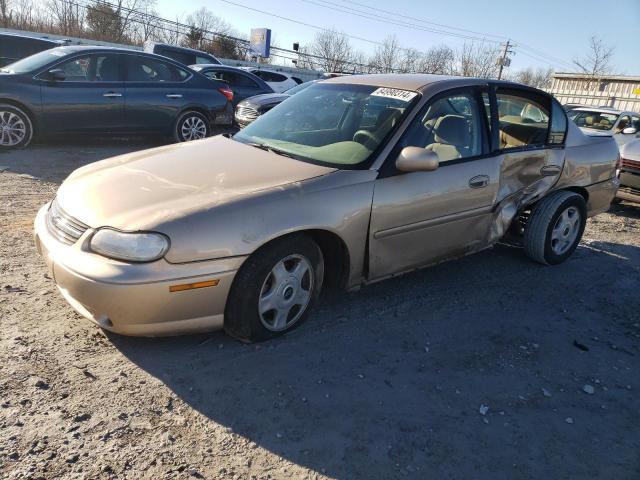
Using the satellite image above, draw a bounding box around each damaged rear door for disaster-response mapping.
[486,86,568,241]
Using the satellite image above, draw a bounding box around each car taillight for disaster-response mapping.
[218,86,234,103]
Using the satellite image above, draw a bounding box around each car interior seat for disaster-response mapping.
[424,114,470,161]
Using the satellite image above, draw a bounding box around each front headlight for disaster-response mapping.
[90,229,169,262]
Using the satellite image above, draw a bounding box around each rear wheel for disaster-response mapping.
[225,235,324,342]
[524,191,587,265]
[0,104,33,149]
[174,110,210,143]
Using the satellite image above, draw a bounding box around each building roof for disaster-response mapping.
[553,72,640,82]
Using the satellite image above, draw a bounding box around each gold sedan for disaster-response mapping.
[34,75,620,341]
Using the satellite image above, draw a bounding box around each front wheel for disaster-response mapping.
[225,235,324,342]
[0,104,34,149]
[524,191,587,265]
[174,110,210,143]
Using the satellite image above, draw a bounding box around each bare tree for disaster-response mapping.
[1,0,12,27]
[513,67,554,89]
[455,41,500,78]
[47,0,84,37]
[573,35,615,88]
[417,45,455,74]
[307,29,355,73]
[369,35,401,73]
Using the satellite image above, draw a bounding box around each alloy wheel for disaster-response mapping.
[180,115,207,141]
[550,206,581,255]
[0,110,27,147]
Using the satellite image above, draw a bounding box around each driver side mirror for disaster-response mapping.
[46,68,66,81]
[395,146,440,172]
[622,127,638,135]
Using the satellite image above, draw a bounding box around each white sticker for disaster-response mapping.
[371,87,417,102]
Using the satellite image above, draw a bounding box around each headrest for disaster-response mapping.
[434,115,470,146]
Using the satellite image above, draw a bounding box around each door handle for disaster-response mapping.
[166,94,183,99]
[469,175,490,189]
[103,92,122,97]
[540,165,562,176]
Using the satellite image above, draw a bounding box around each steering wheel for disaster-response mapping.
[353,129,379,148]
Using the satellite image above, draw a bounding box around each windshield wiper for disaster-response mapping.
[246,142,297,159]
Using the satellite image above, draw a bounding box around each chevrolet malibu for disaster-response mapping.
[34,75,620,342]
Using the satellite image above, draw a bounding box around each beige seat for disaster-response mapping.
[424,115,470,162]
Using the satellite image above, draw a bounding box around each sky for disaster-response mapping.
[155,0,640,74]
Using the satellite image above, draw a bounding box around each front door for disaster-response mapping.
[368,88,499,280]
[39,53,125,134]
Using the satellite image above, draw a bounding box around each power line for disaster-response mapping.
[302,0,502,44]
[337,0,509,41]
[307,0,503,43]
[308,0,576,70]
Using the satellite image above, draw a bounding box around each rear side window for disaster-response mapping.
[496,89,550,149]
[548,101,568,145]
[256,70,287,83]
[125,55,189,82]
[204,70,258,87]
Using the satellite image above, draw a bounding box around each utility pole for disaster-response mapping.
[497,40,514,80]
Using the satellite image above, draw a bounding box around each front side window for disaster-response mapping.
[233,83,419,168]
[125,56,187,82]
[397,91,483,163]
[573,111,619,131]
[616,115,631,133]
[49,54,121,82]
[497,90,550,149]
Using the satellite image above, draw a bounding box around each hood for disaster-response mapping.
[56,136,335,231]
[241,93,290,109]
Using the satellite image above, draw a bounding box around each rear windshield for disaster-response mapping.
[1,48,70,74]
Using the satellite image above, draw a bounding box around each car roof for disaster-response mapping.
[322,73,535,93]
[147,42,217,57]
[0,32,63,44]
[49,45,143,55]
[572,106,627,115]
[191,64,242,71]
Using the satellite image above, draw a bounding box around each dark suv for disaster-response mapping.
[0,46,234,149]
[0,33,64,67]
[144,42,221,67]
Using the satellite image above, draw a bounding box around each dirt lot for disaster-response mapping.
[1,139,639,480]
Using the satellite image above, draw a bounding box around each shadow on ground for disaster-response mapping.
[109,241,640,479]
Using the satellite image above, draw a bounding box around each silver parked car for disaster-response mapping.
[34,75,619,341]
[572,107,640,147]
[617,138,640,203]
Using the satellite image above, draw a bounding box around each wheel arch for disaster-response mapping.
[242,228,351,290]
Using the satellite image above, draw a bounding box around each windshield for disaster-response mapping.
[0,48,70,74]
[573,111,619,131]
[233,83,419,168]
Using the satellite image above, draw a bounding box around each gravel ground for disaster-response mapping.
[1,139,639,480]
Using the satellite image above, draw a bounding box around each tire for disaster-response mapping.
[0,104,34,149]
[524,191,587,265]
[225,235,324,343]
[173,110,210,143]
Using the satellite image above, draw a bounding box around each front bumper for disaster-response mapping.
[617,169,640,203]
[34,203,246,336]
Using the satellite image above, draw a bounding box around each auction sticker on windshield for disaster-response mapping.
[371,88,417,102]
